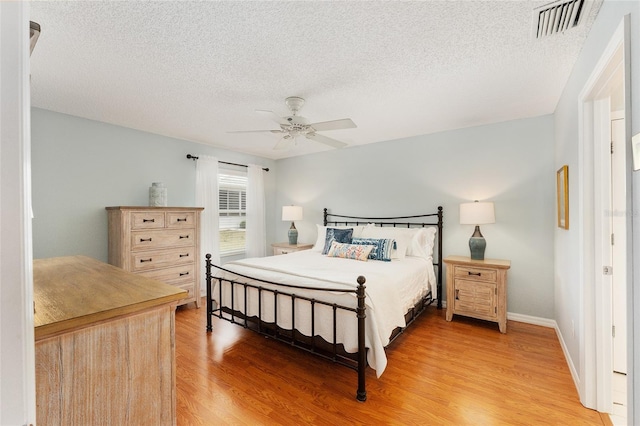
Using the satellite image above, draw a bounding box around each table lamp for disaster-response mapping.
[282,205,303,245]
[459,201,495,260]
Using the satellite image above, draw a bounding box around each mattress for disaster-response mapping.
[212,250,435,376]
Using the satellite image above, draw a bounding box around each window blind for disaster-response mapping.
[218,170,247,255]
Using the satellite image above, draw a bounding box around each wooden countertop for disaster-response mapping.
[34,256,187,340]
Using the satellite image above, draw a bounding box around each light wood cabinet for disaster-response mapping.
[34,256,186,425]
[107,206,204,307]
[444,255,511,333]
[271,242,314,255]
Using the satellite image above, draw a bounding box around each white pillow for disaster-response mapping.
[360,226,437,260]
[312,224,367,252]
[407,227,437,259]
[360,226,419,259]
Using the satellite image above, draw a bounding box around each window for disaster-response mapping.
[219,170,247,256]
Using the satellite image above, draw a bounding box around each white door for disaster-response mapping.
[611,115,626,373]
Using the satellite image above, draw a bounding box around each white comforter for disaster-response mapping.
[212,250,435,376]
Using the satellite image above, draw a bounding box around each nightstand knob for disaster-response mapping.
[468,271,481,276]
[455,289,459,300]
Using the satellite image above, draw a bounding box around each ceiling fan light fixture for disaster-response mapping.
[285,96,305,115]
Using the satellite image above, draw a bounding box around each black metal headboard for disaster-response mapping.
[323,206,443,309]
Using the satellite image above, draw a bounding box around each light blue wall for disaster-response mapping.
[32,108,555,319]
[31,108,277,262]
[553,0,639,419]
[275,115,555,319]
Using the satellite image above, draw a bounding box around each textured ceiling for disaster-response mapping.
[29,1,601,160]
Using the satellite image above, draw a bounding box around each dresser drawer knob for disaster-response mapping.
[140,238,152,242]
[179,235,190,239]
[140,258,152,263]
[142,218,155,223]
[179,253,189,258]
[468,272,481,276]
[177,218,187,222]
[179,272,190,276]
[455,289,459,300]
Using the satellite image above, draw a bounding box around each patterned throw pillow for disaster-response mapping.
[312,225,367,252]
[351,237,395,261]
[322,228,354,255]
[326,241,375,261]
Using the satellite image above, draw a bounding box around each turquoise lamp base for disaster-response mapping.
[469,225,486,260]
[288,223,298,245]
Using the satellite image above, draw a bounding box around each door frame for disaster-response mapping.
[0,1,36,424]
[577,15,632,417]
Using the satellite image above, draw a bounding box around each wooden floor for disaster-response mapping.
[175,299,607,425]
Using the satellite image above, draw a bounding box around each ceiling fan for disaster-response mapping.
[229,97,357,150]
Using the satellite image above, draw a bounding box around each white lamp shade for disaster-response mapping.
[282,205,303,221]
[460,201,495,225]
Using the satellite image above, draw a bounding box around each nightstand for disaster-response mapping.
[271,242,313,255]
[444,255,511,333]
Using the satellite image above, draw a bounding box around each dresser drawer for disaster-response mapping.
[166,211,196,228]
[131,229,195,250]
[138,264,195,284]
[454,265,497,282]
[176,282,196,301]
[131,212,166,229]
[131,247,195,272]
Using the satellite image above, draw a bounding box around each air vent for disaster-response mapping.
[532,0,593,38]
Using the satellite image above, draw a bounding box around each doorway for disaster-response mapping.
[578,16,631,424]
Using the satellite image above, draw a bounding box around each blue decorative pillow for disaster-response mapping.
[351,238,395,261]
[322,228,354,255]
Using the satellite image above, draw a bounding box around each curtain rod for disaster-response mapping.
[186,154,269,172]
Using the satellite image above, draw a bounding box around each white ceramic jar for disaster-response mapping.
[149,182,167,207]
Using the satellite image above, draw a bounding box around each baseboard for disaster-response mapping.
[507,312,556,328]
[554,323,581,395]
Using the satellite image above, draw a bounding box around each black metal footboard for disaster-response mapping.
[205,253,368,402]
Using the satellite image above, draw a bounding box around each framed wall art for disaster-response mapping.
[557,165,569,229]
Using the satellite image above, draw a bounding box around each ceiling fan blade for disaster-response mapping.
[309,118,356,132]
[305,133,347,149]
[227,129,283,134]
[274,136,295,150]
[256,110,288,125]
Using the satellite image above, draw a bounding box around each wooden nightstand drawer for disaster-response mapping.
[454,265,497,282]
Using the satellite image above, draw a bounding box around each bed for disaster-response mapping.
[205,207,443,401]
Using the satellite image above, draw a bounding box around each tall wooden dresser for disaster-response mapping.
[107,206,204,307]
